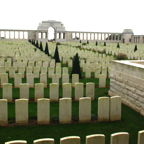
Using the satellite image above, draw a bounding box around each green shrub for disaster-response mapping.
[50,115,59,124]
[115,53,127,60]
[82,43,87,45]
[56,42,61,45]
[91,114,97,121]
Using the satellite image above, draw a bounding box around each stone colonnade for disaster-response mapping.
[132,36,144,43]
[37,31,66,40]
[0,30,29,40]
[68,32,122,41]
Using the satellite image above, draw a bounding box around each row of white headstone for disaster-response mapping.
[0,66,110,78]
[0,73,107,89]
[2,82,104,102]
[0,96,121,126]
[7,131,144,144]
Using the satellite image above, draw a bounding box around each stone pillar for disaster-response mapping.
[0,31,1,38]
[101,33,102,40]
[86,33,88,40]
[18,31,20,39]
[111,34,113,40]
[97,33,99,40]
[94,33,95,40]
[63,33,65,39]
[41,32,43,39]
[4,31,6,38]
[55,32,57,40]
[104,33,106,40]
[115,34,116,40]
[23,31,25,39]
[75,33,77,39]
[14,31,15,39]
[59,33,61,39]
[118,35,119,41]
[108,34,109,40]
[9,31,11,39]
[83,33,84,40]
[90,33,91,40]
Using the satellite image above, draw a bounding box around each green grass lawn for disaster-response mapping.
[1,41,144,144]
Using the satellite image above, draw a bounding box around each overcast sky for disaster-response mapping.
[0,0,144,35]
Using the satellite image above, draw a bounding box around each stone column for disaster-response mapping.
[4,31,6,38]
[9,31,11,39]
[111,34,113,40]
[94,33,95,40]
[86,33,88,40]
[18,31,20,39]
[41,32,43,39]
[104,34,106,40]
[115,34,116,40]
[101,33,102,40]
[59,33,61,39]
[75,33,76,39]
[55,32,57,40]
[108,34,109,40]
[97,33,99,40]
[14,31,15,39]
[118,35,119,41]
[0,31,1,38]
[23,31,25,39]
[90,33,91,40]
[63,33,65,39]
[83,33,84,40]
[45,32,47,39]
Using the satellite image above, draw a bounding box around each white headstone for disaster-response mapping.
[62,74,69,84]
[26,73,34,88]
[99,74,106,88]
[63,83,71,98]
[0,99,7,126]
[35,83,44,102]
[86,83,95,100]
[3,83,12,102]
[14,73,22,88]
[75,83,83,101]
[0,73,8,87]
[79,97,91,122]
[72,74,79,87]
[59,98,71,124]
[49,83,59,102]
[20,83,29,99]
[86,134,105,144]
[40,73,47,88]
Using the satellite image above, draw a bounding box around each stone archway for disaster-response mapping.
[37,20,65,42]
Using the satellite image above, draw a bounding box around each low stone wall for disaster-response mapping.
[108,60,144,116]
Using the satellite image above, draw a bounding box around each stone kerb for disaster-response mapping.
[37,98,50,124]
[0,99,7,126]
[99,74,106,88]
[86,134,105,144]
[26,73,34,88]
[79,97,91,122]
[0,73,8,87]
[86,83,95,100]
[110,96,121,121]
[63,83,71,98]
[138,130,144,144]
[5,140,27,144]
[34,138,54,144]
[35,83,44,102]
[62,74,69,84]
[98,97,109,122]
[15,99,28,124]
[20,83,29,99]
[110,132,129,144]
[3,83,12,102]
[40,73,47,88]
[49,83,59,102]
[59,98,72,124]
[60,136,80,144]
[72,74,79,87]
[14,73,22,88]
[75,83,83,101]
